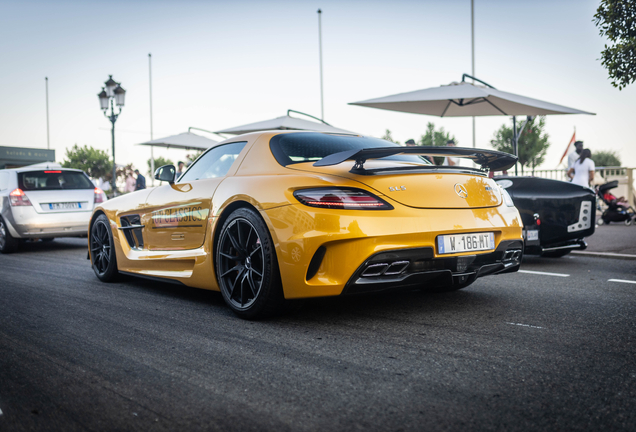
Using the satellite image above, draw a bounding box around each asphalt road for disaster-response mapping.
[1,237,635,431]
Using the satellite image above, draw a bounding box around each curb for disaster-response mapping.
[572,251,636,260]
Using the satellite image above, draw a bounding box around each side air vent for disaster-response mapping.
[119,215,144,250]
[306,246,327,281]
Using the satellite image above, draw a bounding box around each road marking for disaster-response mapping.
[506,322,544,329]
[519,270,569,277]
[0,408,3,416]
[573,251,636,260]
[608,279,636,285]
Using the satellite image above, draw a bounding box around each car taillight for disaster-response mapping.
[293,187,393,210]
[94,187,107,204]
[9,188,32,206]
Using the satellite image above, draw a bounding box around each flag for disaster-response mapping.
[558,129,576,166]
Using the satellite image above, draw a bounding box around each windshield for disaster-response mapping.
[18,170,94,191]
[270,133,432,167]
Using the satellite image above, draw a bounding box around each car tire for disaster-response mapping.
[216,208,285,319]
[541,249,571,258]
[90,214,119,282]
[0,216,19,254]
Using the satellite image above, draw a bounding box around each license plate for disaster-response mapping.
[437,232,495,254]
[525,229,539,241]
[49,202,81,210]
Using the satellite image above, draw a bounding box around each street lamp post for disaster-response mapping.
[98,75,126,193]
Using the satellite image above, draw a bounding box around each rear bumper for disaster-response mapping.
[264,203,524,299]
[342,240,523,295]
[3,206,91,238]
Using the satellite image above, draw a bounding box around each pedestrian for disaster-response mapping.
[568,148,595,187]
[443,140,458,166]
[124,172,136,193]
[567,141,584,172]
[176,161,185,178]
[405,139,433,164]
[134,169,146,190]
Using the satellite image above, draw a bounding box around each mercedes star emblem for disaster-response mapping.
[454,183,468,198]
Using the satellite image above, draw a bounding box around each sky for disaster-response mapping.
[1,0,634,175]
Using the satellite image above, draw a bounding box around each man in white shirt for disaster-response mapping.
[567,141,584,171]
[443,140,459,166]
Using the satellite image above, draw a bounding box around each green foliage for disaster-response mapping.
[62,144,113,180]
[490,117,550,174]
[419,122,457,165]
[147,156,174,176]
[117,163,136,182]
[593,149,622,167]
[381,129,400,144]
[185,151,204,164]
[594,0,636,90]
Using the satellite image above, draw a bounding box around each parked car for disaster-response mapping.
[0,163,107,253]
[88,131,524,319]
[494,176,595,257]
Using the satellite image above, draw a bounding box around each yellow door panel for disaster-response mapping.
[142,180,218,250]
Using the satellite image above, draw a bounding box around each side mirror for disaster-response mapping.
[154,164,176,184]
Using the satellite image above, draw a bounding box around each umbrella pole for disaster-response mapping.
[512,116,518,176]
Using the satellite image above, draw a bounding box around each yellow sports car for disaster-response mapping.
[89,131,523,318]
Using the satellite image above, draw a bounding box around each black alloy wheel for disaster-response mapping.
[0,216,19,254]
[216,208,284,319]
[90,214,118,281]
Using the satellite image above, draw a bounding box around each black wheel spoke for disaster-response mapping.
[244,226,253,250]
[240,274,249,306]
[249,244,262,257]
[237,220,244,248]
[221,264,241,278]
[227,230,242,256]
[246,272,257,297]
[219,251,240,261]
[251,268,263,278]
[229,268,244,299]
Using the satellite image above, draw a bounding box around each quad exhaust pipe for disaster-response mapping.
[361,260,410,277]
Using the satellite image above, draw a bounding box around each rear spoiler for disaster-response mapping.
[313,146,517,172]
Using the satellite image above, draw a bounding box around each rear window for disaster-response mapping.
[270,133,432,166]
[18,170,94,191]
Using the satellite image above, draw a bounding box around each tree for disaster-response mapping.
[418,122,456,147]
[185,151,204,164]
[594,0,636,90]
[490,116,550,174]
[593,149,622,167]
[62,144,113,180]
[419,122,457,165]
[147,156,174,176]
[381,129,400,144]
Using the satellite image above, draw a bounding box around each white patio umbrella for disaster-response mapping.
[216,110,354,135]
[349,74,594,174]
[350,74,593,117]
[137,131,218,151]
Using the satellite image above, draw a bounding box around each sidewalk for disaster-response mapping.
[572,223,636,259]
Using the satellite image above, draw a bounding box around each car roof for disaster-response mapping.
[212,129,361,146]
[9,163,84,174]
